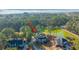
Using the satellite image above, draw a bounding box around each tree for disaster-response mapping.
[36,25,45,33]
[66,17,79,35]
[0,32,7,49]
[1,28,15,38]
[20,26,32,39]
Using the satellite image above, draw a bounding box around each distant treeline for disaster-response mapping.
[0,13,71,32]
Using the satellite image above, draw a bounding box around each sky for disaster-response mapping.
[0,9,79,14]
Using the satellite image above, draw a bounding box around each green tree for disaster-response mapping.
[20,26,32,39]
[1,28,15,38]
[66,17,79,35]
[36,25,45,33]
[0,32,7,49]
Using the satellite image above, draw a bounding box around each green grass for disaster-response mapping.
[43,29,79,49]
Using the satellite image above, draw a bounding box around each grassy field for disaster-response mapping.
[43,29,79,49]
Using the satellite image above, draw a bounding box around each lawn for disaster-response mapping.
[43,29,79,49]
